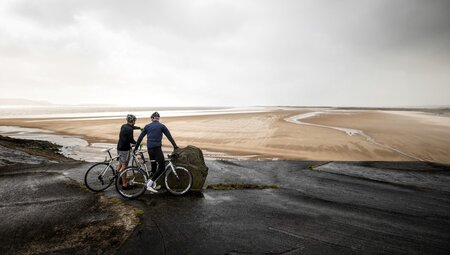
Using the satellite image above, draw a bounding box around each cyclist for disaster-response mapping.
[134,112,179,193]
[117,114,141,189]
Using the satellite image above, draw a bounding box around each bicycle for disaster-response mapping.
[115,150,193,199]
[84,148,137,192]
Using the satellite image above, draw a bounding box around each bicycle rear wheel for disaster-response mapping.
[165,166,192,195]
[84,162,115,192]
[116,167,148,199]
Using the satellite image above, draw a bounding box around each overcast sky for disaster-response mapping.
[0,0,449,107]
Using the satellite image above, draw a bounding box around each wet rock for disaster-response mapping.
[173,145,209,191]
[0,135,72,163]
[0,144,49,166]
[0,174,139,255]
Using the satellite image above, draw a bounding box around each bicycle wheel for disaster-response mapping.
[116,167,148,199]
[84,162,115,192]
[165,166,192,195]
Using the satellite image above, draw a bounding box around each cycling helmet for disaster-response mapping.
[127,114,137,123]
[151,112,160,119]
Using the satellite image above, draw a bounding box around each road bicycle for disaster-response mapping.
[116,150,193,199]
[84,148,137,192]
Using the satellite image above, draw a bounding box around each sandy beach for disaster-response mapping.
[0,108,449,163]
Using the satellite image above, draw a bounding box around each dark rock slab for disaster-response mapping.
[118,160,450,255]
[0,169,140,255]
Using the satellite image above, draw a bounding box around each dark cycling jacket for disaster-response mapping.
[135,121,177,149]
[117,124,139,151]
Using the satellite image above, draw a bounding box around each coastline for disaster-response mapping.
[0,107,449,163]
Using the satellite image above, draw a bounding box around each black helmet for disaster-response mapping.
[127,114,136,123]
[151,112,160,119]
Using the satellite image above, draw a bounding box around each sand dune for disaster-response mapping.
[0,108,449,163]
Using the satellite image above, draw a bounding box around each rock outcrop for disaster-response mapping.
[173,145,208,191]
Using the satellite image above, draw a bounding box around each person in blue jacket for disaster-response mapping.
[134,112,178,193]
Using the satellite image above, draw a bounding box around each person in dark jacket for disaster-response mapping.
[134,112,178,193]
[117,114,141,189]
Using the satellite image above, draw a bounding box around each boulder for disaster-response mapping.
[173,145,208,191]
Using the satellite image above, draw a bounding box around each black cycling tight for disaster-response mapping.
[148,146,165,182]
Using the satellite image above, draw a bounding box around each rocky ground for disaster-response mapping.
[116,160,450,255]
[0,135,70,166]
[1,135,450,254]
[0,136,140,255]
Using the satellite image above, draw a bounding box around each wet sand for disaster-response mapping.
[0,108,449,163]
[304,110,450,163]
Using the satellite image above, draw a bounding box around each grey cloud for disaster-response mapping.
[322,0,450,54]
[1,0,449,106]
[12,0,245,39]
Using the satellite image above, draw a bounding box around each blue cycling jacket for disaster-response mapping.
[135,121,177,149]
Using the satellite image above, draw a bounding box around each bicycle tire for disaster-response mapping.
[165,166,192,195]
[84,162,115,192]
[116,167,148,199]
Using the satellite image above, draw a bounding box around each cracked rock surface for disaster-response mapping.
[0,137,139,255]
[117,160,450,255]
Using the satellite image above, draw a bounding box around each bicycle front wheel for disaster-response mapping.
[165,166,192,195]
[84,162,115,192]
[116,167,148,199]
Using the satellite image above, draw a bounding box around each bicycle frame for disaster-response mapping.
[115,150,192,198]
[99,149,119,179]
[100,160,116,177]
[130,151,150,174]
[163,160,179,180]
[131,151,178,182]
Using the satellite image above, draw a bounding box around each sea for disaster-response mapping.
[0,105,269,120]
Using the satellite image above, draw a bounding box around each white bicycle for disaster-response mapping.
[115,150,192,199]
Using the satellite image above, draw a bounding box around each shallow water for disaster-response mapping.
[0,125,271,162]
[0,126,109,162]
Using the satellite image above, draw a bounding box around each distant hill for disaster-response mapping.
[0,98,52,106]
